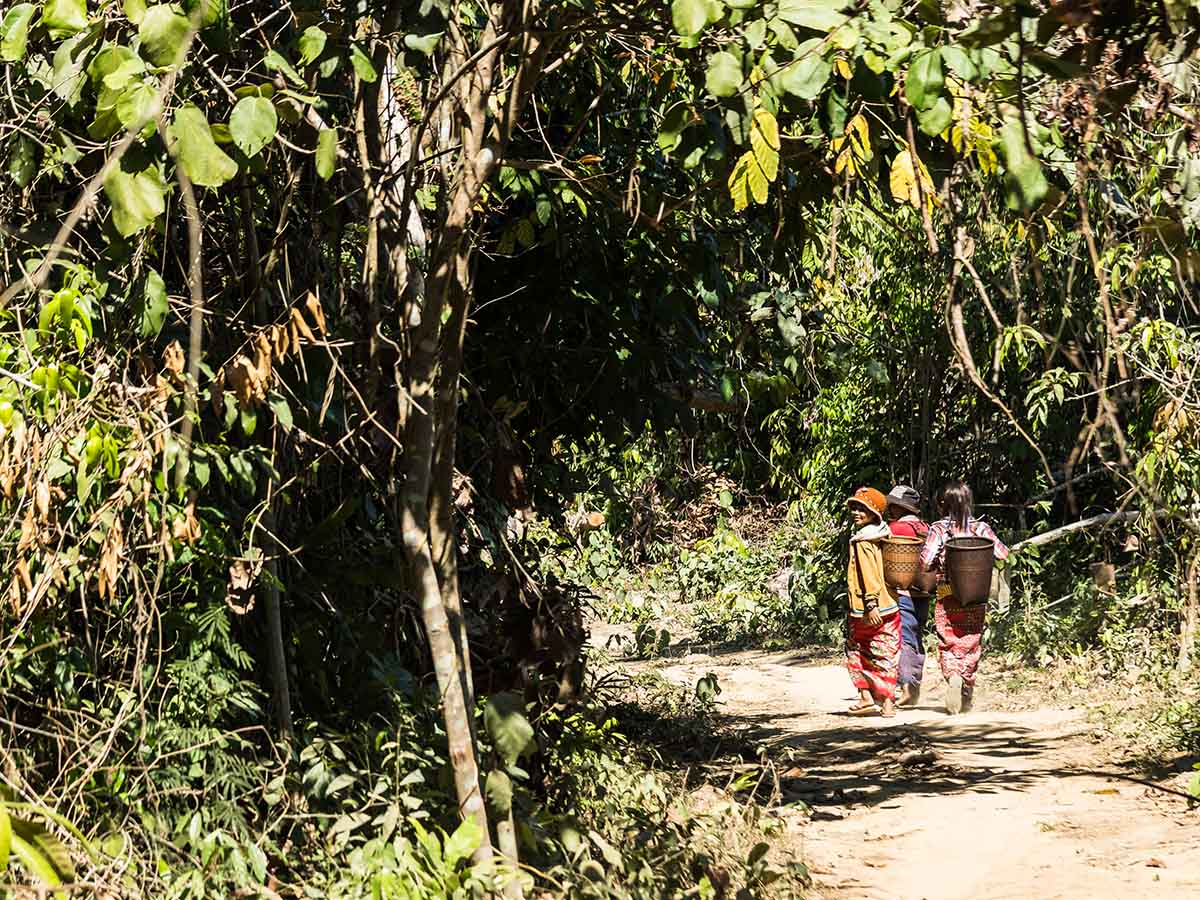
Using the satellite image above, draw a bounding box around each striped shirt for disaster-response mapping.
[919,516,1009,573]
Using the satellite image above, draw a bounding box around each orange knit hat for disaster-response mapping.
[846,486,887,520]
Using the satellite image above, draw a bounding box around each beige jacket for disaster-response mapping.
[847,524,899,618]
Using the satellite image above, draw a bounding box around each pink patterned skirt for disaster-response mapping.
[846,611,901,702]
[934,591,986,686]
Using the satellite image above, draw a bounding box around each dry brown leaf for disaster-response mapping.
[225,555,262,615]
[210,368,226,417]
[15,558,32,594]
[18,509,36,552]
[254,333,273,385]
[11,416,27,461]
[291,306,317,343]
[0,449,14,500]
[163,340,185,378]
[304,291,327,336]
[272,323,290,358]
[226,355,262,409]
[172,491,202,544]
[97,518,124,601]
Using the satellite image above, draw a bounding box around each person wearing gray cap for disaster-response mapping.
[885,485,930,708]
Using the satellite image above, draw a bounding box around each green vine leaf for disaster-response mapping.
[42,0,89,39]
[169,105,238,187]
[905,48,943,112]
[229,96,277,158]
[139,270,169,337]
[138,5,191,67]
[404,32,442,56]
[780,39,832,100]
[705,51,742,97]
[297,25,326,65]
[103,159,167,236]
[316,127,337,180]
[349,42,378,82]
[0,4,36,62]
[671,0,709,38]
[777,0,849,32]
[483,693,535,768]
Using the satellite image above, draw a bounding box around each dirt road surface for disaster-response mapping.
[644,645,1198,900]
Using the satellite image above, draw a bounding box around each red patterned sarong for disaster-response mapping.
[846,612,901,702]
[934,595,986,686]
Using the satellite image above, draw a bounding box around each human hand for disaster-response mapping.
[864,608,882,628]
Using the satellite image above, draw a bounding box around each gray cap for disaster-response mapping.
[886,485,922,514]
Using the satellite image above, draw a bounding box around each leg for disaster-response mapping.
[936,599,984,714]
[862,613,901,711]
[845,618,877,712]
[898,595,925,706]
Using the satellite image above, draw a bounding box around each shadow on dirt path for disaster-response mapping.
[629,646,1199,900]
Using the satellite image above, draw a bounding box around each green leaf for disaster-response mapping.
[103,160,167,236]
[268,393,293,430]
[999,116,1048,210]
[484,693,535,768]
[8,135,37,188]
[10,834,62,891]
[169,105,238,187]
[940,44,978,82]
[780,40,831,100]
[777,0,848,31]
[239,404,257,437]
[705,51,742,98]
[51,32,92,104]
[123,0,148,24]
[42,0,88,38]
[916,95,952,136]
[229,96,277,158]
[138,5,191,67]
[349,42,377,82]
[11,815,74,881]
[264,49,304,86]
[905,48,943,111]
[0,808,11,871]
[139,270,168,337]
[116,79,160,130]
[485,769,513,816]
[182,0,225,28]
[316,127,337,180]
[671,0,708,37]
[297,25,326,65]
[404,32,442,56]
[0,4,36,62]
[443,819,481,867]
[88,44,145,90]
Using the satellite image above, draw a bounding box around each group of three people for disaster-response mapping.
[845,480,1008,717]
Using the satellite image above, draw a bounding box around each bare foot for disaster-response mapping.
[880,697,896,717]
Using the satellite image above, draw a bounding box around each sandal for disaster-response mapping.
[847,703,879,716]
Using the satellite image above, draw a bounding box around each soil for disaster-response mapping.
[601,627,1200,900]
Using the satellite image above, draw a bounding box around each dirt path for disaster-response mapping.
[644,645,1199,900]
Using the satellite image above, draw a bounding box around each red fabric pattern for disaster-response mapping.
[934,598,986,686]
[846,611,901,702]
[888,517,929,538]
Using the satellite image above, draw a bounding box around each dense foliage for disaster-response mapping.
[1,0,1199,895]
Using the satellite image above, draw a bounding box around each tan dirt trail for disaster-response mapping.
[646,646,1199,900]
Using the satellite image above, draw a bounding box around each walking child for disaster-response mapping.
[885,485,931,708]
[844,487,901,718]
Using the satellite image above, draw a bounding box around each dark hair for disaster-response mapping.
[938,481,973,531]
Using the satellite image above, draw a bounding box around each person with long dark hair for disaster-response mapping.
[918,482,1009,714]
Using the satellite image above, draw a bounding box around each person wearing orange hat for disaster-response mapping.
[844,486,901,717]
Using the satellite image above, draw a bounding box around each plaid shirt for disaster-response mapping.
[919,516,1009,573]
